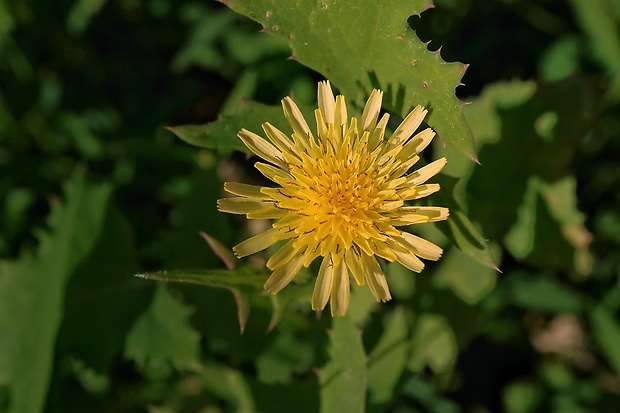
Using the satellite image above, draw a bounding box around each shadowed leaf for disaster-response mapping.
[431,173,499,270]
[223,0,476,160]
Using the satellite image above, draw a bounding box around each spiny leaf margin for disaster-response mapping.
[222,0,477,161]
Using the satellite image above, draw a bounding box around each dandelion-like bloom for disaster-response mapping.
[218,81,449,316]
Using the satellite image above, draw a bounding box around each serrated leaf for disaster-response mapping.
[136,267,267,332]
[367,307,409,404]
[224,0,476,160]
[319,316,367,413]
[0,170,112,413]
[168,99,314,153]
[431,173,499,270]
[124,285,201,371]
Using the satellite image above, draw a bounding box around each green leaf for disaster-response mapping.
[136,267,267,333]
[124,284,202,371]
[502,272,583,313]
[159,168,234,269]
[539,177,593,275]
[568,0,620,102]
[58,201,153,372]
[367,307,409,404]
[256,329,313,384]
[512,186,579,272]
[0,170,112,413]
[431,173,499,270]
[466,80,597,243]
[433,247,497,304]
[408,313,457,374]
[224,0,476,160]
[167,99,314,153]
[202,361,257,412]
[401,377,461,413]
[590,302,620,376]
[319,316,367,413]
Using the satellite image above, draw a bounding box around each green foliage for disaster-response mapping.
[319,316,367,413]
[0,171,112,413]
[1,0,620,412]
[224,0,477,161]
[125,284,202,372]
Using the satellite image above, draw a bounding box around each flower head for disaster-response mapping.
[218,81,448,316]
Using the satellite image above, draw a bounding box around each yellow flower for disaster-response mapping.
[218,81,449,316]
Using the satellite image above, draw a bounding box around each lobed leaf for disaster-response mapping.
[0,170,112,413]
[223,0,477,160]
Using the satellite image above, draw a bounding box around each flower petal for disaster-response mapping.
[238,129,286,168]
[217,197,273,215]
[224,182,271,199]
[264,253,304,294]
[361,88,383,133]
[318,80,335,125]
[398,128,436,160]
[388,206,449,225]
[254,162,293,183]
[400,183,441,201]
[361,253,392,302]
[233,227,279,257]
[312,255,334,311]
[266,240,303,270]
[315,109,328,141]
[330,261,350,317]
[334,95,348,130]
[345,247,366,286]
[282,97,313,140]
[246,208,289,219]
[388,105,427,147]
[368,113,390,151]
[401,157,447,187]
[393,248,425,273]
[401,232,443,261]
[262,122,298,156]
